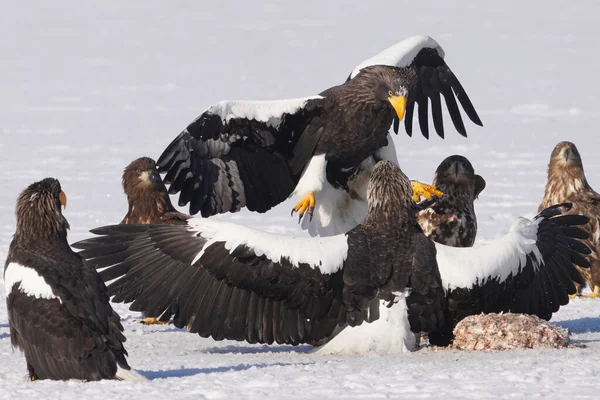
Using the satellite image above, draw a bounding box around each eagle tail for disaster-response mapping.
[115,365,148,382]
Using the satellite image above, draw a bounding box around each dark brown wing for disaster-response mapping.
[73,223,369,345]
[5,247,128,381]
[156,97,327,216]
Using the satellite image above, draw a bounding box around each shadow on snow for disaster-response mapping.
[554,317,600,334]
[142,361,313,380]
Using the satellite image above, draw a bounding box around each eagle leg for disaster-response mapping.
[582,285,600,299]
[411,181,444,203]
[291,191,315,222]
[139,317,167,325]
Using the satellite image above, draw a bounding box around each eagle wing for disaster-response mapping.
[349,35,482,138]
[5,250,127,380]
[157,96,327,216]
[429,203,590,345]
[74,219,367,345]
[73,217,445,345]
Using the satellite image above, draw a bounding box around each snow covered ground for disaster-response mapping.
[1,1,600,398]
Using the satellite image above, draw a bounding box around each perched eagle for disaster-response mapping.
[121,157,189,225]
[539,141,600,299]
[3,178,145,381]
[121,157,190,324]
[74,162,589,353]
[417,155,485,247]
[157,35,482,236]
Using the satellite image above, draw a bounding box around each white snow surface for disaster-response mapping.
[1,1,600,398]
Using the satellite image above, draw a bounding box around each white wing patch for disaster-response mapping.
[4,262,60,302]
[350,35,445,79]
[188,218,349,275]
[205,96,323,129]
[435,216,543,290]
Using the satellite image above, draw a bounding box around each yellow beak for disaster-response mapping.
[388,95,406,121]
[59,190,67,209]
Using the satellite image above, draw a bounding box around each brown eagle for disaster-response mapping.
[121,157,189,226]
[121,157,190,324]
[417,155,485,247]
[539,141,600,298]
[3,178,145,381]
[74,161,590,352]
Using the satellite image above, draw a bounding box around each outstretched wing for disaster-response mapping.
[157,96,326,216]
[429,203,590,345]
[73,219,384,345]
[349,35,482,138]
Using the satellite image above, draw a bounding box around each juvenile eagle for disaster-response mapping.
[418,155,485,247]
[74,162,589,353]
[121,157,190,325]
[539,141,600,298]
[157,35,482,236]
[121,157,189,225]
[3,178,145,381]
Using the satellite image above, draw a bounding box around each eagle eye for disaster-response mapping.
[387,90,393,97]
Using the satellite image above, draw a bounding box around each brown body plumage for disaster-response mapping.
[121,157,189,225]
[4,178,137,381]
[417,155,485,247]
[539,141,600,296]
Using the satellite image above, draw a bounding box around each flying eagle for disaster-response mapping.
[3,178,145,381]
[157,35,482,236]
[539,141,600,299]
[417,155,485,247]
[120,157,190,324]
[73,162,589,353]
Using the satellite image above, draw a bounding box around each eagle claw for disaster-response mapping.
[291,191,315,223]
[411,180,444,203]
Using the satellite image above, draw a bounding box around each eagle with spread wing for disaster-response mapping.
[74,161,589,353]
[418,155,485,247]
[539,141,600,298]
[4,178,145,381]
[157,35,482,236]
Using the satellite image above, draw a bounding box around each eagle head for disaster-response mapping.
[122,157,165,199]
[15,177,69,241]
[352,65,413,124]
[549,141,584,169]
[433,155,486,199]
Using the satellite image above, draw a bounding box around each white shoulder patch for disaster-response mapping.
[188,218,349,275]
[435,216,543,290]
[350,35,445,79]
[205,96,323,129]
[4,262,61,302]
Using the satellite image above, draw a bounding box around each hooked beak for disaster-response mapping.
[149,170,161,184]
[388,95,407,121]
[59,190,67,209]
[564,148,573,162]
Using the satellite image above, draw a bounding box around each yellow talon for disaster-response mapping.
[140,317,166,325]
[582,286,600,299]
[411,181,443,203]
[291,191,316,222]
[569,292,578,300]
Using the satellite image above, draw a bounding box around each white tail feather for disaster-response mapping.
[115,365,148,381]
